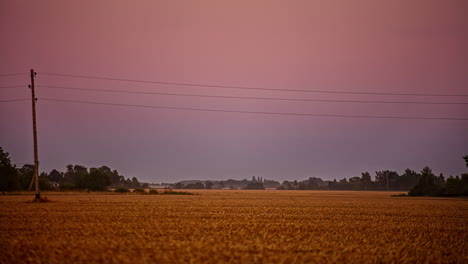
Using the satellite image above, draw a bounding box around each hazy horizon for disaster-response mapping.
[1,0,467,183]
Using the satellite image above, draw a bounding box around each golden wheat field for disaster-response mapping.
[0,190,467,264]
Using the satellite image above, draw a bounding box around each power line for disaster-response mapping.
[37,85,468,106]
[39,98,468,121]
[0,99,29,103]
[39,72,468,98]
[0,73,26,77]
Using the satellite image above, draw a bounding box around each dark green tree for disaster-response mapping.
[360,172,372,190]
[298,178,319,190]
[38,172,53,190]
[16,165,52,191]
[111,169,125,186]
[409,167,442,196]
[375,171,399,190]
[131,177,140,188]
[18,164,34,190]
[48,169,63,183]
[445,176,463,196]
[62,165,89,188]
[185,182,205,189]
[86,167,112,191]
[244,181,265,190]
[174,182,185,189]
[398,169,421,191]
[0,147,20,192]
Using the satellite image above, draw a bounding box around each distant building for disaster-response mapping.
[50,182,60,189]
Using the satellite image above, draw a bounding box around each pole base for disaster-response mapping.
[31,193,50,203]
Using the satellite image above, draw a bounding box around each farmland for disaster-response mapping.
[0,191,467,263]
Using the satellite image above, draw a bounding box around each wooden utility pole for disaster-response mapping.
[29,69,40,199]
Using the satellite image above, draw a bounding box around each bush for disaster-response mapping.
[114,187,130,193]
[148,189,158,195]
[133,188,146,193]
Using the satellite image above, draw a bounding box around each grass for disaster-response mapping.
[0,190,466,263]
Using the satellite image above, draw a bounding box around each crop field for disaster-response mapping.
[0,190,467,263]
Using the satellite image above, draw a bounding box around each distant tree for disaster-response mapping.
[15,165,52,191]
[115,186,130,193]
[263,179,281,189]
[398,169,421,191]
[361,172,372,190]
[205,181,213,189]
[244,181,265,190]
[0,147,20,192]
[18,164,35,190]
[437,173,445,185]
[375,171,399,190]
[460,155,468,195]
[185,182,205,189]
[111,169,125,186]
[174,182,184,189]
[298,178,319,190]
[328,179,338,190]
[86,167,112,191]
[461,173,468,196]
[125,178,132,187]
[63,165,88,189]
[63,164,74,184]
[48,169,63,184]
[445,176,463,196]
[278,180,289,190]
[131,177,140,188]
[409,167,442,196]
[38,172,53,190]
[407,158,467,197]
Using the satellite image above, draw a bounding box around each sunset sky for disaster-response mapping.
[1,0,467,183]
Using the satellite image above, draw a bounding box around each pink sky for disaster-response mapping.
[1,0,467,182]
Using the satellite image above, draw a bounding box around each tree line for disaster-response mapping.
[170,159,468,196]
[279,157,468,196]
[0,147,146,192]
[1,146,467,196]
[172,176,280,190]
[408,157,468,197]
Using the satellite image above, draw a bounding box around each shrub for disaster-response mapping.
[133,188,146,193]
[114,187,130,193]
